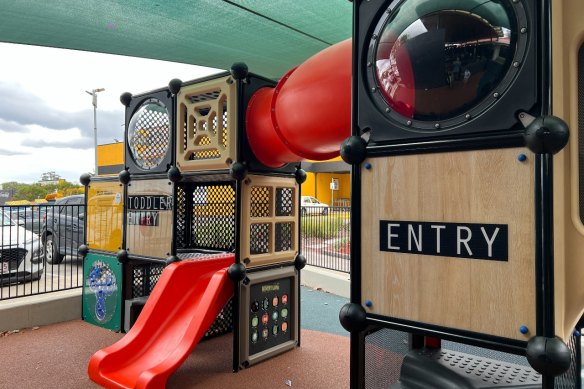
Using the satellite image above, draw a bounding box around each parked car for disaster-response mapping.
[9,206,47,233]
[0,211,44,285]
[41,195,85,264]
[301,196,329,215]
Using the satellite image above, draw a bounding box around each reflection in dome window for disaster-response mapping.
[375,0,517,122]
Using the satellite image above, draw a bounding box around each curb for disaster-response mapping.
[301,265,350,299]
[0,289,82,332]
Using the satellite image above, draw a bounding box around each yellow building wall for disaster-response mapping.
[302,173,317,198]
[301,172,350,206]
[97,143,124,166]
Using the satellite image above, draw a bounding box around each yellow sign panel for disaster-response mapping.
[87,181,124,252]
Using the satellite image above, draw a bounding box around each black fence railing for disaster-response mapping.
[0,203,84,300]
[301,206,350,273]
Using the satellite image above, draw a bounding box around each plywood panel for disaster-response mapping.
[126,179,173,259]
[361,148,535,340]
[551,0,584,342]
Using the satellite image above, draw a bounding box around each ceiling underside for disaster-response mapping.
[0,0,353,79]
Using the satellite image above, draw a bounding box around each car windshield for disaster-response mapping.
[1,211,15,227]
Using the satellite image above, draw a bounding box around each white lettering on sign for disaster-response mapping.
[456,226,473,256]
[379,221,508,261]
[431,225,446,254]
[387,223,401,250]
[408,224,422,252]
[127,211,160,226]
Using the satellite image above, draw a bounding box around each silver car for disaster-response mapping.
[1,211,44,285]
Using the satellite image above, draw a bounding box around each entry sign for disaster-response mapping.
[379,221,508,261]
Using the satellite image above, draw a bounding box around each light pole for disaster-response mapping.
[86,88,105,174]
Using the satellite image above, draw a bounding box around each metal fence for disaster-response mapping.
[1,203,84,300]
[301,206,350,273]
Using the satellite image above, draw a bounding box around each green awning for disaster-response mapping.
[0,0,352,79]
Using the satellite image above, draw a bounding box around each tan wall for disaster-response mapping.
[552,0,584,341]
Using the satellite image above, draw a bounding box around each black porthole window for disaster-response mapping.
[127,99,171,170]
[367,0,527,130]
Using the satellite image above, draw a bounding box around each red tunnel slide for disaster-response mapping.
[246,38,352,167]
[88,254,234,389]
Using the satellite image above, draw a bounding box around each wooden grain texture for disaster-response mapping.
[361,148,536,340]
[126,179,173,259]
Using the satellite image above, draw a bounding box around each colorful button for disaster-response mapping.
[251,330,258,343]
[251,316,259,327]
[281,322,288,332]
[272,296,279,306]
[262,298,270,310]
[251,300,259,312]
[272,311,278,321]
[262,313,269,325]
[272,325,278,336]
[281,294,288,305]
[281,308,288,318]
[262,328,269,339]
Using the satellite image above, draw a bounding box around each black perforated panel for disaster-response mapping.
[131,264,164,299]
[275,187,294,217]
[204,298,234,339]
[275,222,293,252]
[191,184,235,251]
[251,187,271,217]
[176,186,187,249]
[250,223,270,254]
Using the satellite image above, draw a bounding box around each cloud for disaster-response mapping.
[0,148,28,156]
[0,117,32,133]
[25,137,94,149]
[0,81,124,145]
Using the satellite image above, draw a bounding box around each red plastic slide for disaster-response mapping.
[88,254,235,389]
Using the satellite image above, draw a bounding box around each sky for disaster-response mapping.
[0,42,222,185]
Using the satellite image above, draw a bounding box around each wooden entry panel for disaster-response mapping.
[361,148,535,341]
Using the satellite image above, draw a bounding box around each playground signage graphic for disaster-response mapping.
[127,194,173,227]
[82,252,122,331]
[379,220,508,261]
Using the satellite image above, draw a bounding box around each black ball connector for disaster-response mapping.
[230,162,248,181]
[165,255,181,266]
[118,169,131,185]
[526,336,571,377]
[295,168,307,185]
[120,92,133,107]
[230,62,249,80]
[523,115,569,154]
[168,78,183,95]
[340,136,368,165]
[78,244,89,259]
[228,263,247,282]
[339,303,367,333]
[294,254,307,270]
[79,173,92,186]
[167,166,182,183]
[116,249,129,264]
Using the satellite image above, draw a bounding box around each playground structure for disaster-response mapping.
[81,40,352,388]
[71,0,584,388]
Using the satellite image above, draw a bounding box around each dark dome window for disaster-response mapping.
[374,0,517,122]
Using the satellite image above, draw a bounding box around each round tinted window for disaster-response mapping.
[127,100,170,170]
[374,0,517,122]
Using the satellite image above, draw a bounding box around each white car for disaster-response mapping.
[301,196,329,215]
[1,211,44,285]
